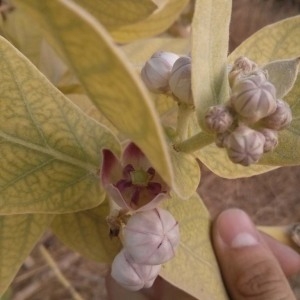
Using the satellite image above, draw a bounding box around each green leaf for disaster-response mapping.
[110,0,190,43]
[0,36,120,214]
[192,0,231,129]
[161,193,228,300]
[168,136,200,199]
[51,198,121,263]
[229,16,300,64]
[196,144,277,179]
[72,0,157,31]
[262,57,300,99]
[15,0,173,186]
[0,214,53,296]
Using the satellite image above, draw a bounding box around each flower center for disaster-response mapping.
[130,169,150,187]
[115,164,162,208]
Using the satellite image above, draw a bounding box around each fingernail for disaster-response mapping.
[216,209,259,248]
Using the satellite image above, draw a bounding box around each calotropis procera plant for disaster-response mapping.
[0,0,299,299]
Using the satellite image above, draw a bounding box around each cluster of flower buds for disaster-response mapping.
[204,56,292,166]
[111,208,180,291]
[141,51,193,106]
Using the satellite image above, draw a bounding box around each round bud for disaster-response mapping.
[226,125,265,166]
[169,56,193,105]
[205,105,234,133]
[261,99,292,131]
[259,128,278,152]
[123,208,179,265]
[231,73,277,123]
[111,249,161,291]
[141,51,179,93]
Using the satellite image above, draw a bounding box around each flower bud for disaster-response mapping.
[141,51,179,93]
[204,105,234,133]
[226,125,265,166]
[169,56,193,105]
[231,73,277,123]
[261,99,292,130]
[229,57,258,88]
[259,128,278,152]
[111,249,161,291]
[123,208,179,265]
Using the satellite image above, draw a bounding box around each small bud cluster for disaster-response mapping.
[204,56,292,166]
[141,51,193,106]
[111,208,179,291]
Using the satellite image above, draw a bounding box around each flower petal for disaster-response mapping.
[106,184,132,210]
[136,193,169,212]
[100,149,123,186]
[122,143,151,170]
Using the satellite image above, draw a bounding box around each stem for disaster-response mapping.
[173,131,215,153]
[39,245,85,300]
[257,224,300,252]
[175,103,194,141]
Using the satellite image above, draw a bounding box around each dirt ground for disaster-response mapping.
[7,0,300,299]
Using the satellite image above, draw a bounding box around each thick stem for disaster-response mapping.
[257,224,300,252]
[175,103,194,141]
[173,131,215,153]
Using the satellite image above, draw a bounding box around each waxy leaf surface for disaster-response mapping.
[262,57,300,99]
[15,0,173,186]
[192,0,231,129]
[161,193,228,300]
[0,36,120,214]
[110,0,189,43]
[52,198,122,263]
[73,0,157,31]
[0,214,53,296]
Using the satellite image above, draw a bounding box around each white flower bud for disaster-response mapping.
[123,208,179,265]
[226,125,265,166]
[259,128,278,152]
[231,73,277,123]
[261,99,292,130]
[169,56,193,105]
[111,249,161,291]
[205,105,234,133]
[141,51,179,93]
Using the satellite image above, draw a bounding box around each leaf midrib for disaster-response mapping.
[0,130,97,172]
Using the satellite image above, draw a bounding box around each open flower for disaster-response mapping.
[100,143,169,211]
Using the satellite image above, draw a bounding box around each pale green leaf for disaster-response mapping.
[192,0,231,129]
[161,193,228,300]
[0,8,42,65]
[72,0,157,31]
[111,0,190,43]
[169,145,200,200]
[0,36,120,214]
[15,0,173,186]
[121,36,190,72]
[262,57,300,99]
[0,214,53,296]
[196,144,277,179]
[228,16,300,64]
[51,198,121,263]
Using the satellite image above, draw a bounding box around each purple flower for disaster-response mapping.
[100,143,169,211]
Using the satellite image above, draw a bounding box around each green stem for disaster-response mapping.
[175,103,194,141]
[173,131,215,153]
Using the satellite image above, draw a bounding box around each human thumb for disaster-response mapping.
[212,209,296,300]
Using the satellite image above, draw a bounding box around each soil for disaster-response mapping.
[7,0,300,299]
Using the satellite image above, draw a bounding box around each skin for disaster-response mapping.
[212,209,300,300]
